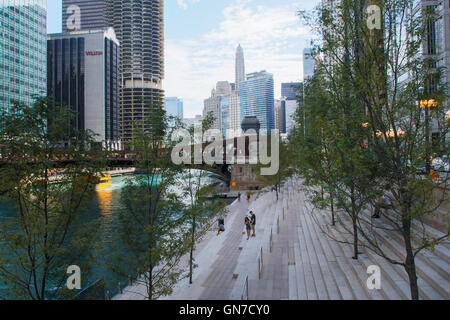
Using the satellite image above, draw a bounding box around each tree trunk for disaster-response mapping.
[351,192,358,259]
[189,216,196,284]
[331,195,335,226]
[352,215,358,260]
[402,217,419,300]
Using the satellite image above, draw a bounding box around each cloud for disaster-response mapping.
[177,0,200,10]
[165,0,312,117]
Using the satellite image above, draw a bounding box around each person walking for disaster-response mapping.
[244,216,251,240]
[246,193,251,202]
[238,192,241,202]
[372,194,392,218]
[250,211,256,237]
[217,217,225,235]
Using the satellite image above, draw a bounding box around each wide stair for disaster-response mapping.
[244,179,449,300]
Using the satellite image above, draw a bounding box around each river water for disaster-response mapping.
[0,173,232,299]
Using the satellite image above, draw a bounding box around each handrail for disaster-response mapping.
[241,275,249,300]
[240,188,289,300]
[277,216,280,234]
[270,229,273,253]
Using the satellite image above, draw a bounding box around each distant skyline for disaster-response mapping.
[47,0,319,117]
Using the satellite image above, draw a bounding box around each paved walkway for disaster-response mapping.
[114,178,449,300]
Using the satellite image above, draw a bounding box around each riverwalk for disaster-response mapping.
[113,178,449,300]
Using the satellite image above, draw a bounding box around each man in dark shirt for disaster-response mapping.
[250,211,256,237]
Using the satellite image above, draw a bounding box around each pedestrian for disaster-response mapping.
[217,217,225,235]
[247,193,251,202]
[238,192,241,202]
[250,211,256,237]
[372,194,392,218]
[244,216,251,240]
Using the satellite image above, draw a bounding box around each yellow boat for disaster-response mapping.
[96,174,112,191]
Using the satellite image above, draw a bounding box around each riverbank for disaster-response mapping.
[114,177,449,300]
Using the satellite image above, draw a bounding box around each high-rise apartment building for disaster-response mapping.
[203,88,222,132]
[0,0,47,115]
[47,28,121,149]
[63,1,165,145]
[240,71,275,131]
[104,0,164,144]
[62,0,105,32]
[235,44,245,93]
[203,81,233,133]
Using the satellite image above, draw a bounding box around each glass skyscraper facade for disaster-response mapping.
[220,95,230,137]
[0,0,46,114]
[281,82,301,101]
[164,97,183,121]
[47,28,121,149]
[240,71,275,131]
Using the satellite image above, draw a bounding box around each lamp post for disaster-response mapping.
[418,99,438,173]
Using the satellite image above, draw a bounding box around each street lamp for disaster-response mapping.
[418,99,438,173]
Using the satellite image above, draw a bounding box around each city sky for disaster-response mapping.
[47,0,319,118]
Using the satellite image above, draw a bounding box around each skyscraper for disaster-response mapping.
[228,91,240,137]
[303,48,315,80]
[165,97,183,122]
[235,44,245,93]
[62,0,105,32]
[104,0,164,144]
[0,0,47,115]
[47,28,121,149]
[275,100,286,134]
[281,82,301,101]
[281,82,302,135]
[240,71,275,131]
[203,81,232,132]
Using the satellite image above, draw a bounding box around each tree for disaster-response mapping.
[255,136,293,200]
[112,102,190,300]
[298,0,449,299]
[178,114,227,285]
[0,98,105,300]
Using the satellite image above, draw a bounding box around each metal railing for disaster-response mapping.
[269,229,273,253]
[277,216,280,234]
[258,246,264,279]
[240,189,291,300]
[241,275,249,300]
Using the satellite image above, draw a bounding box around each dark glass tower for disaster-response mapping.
[47,29,121,149]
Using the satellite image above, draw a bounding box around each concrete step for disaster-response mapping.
[361,210,450,280]
[303,212,353,300]
[357,210,449,299]
[302,205,370,300]
[319,211,406,300]
[368,225,449,299]
[328,209,448,299]
[301,205,343,300]
[309,209,391,300]
[330,213,432,300]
